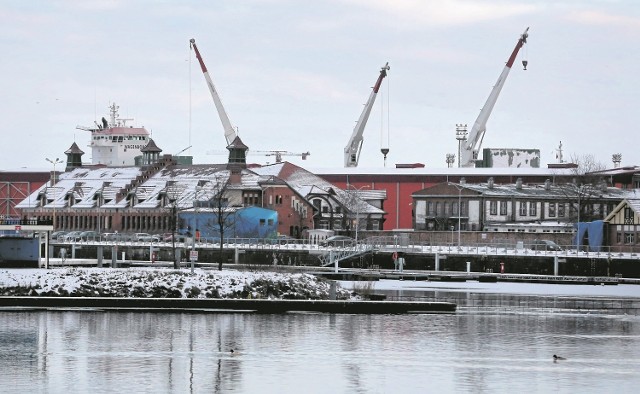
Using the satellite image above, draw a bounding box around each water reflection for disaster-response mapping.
[0,302,639,393]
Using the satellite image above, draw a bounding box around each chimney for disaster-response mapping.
[487,177,494,189]
[544,179,551,190]
[516,178,522,190]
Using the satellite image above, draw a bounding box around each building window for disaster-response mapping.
[499,201,507,216]
[617,231,623,244]
[625,232,635,244]
[453,202,459,215]
[276,195,283,205]
[435,202,441,216]
[529,202,537,216]
[519,201,527,216]
[444,202,449,216]
[624,207,634,224]
[461,201,466,216]
[558,203,565,217]
[490,201,497,215]
[427,201,434,216]
[549,203,556,217]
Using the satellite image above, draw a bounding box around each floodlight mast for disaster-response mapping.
[190,38,237,146]
[459,27,529,168]
[344,62,390,167]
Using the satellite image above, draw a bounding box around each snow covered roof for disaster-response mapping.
[16,167,143,210]
[413,181,632,201]
[16,160,386,215]
[251,163,385,215]
[309,166,576,177]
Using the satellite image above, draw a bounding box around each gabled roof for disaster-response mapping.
[16,167,143,210]
[17,161,386,216]
[252,162,385,215]
[604,198,640,222]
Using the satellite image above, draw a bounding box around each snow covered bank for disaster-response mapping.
[0,268,353,300]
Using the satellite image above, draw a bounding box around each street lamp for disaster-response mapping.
[165,182,181,270]
[455,124,468,168]
[190,181,204,274]
[45,157,63,230]
[346,184,370,244]
[451,182,464,247]
[576,188,581,252]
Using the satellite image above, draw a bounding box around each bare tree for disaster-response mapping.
[560,154,608,223]
[551,154,611,251]
[202,174,235,271]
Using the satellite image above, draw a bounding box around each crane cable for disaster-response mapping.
[380,72,390,153]
[188,42,193,156]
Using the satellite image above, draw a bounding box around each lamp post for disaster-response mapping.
[576,188,581,252]
[45,157,63,230]
[346,184,370,245]
[165,183,181,270]
[455,124,468,168]
[451,182,464,247]
[191,182,203,274]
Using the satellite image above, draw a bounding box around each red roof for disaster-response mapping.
[91,127,149,136]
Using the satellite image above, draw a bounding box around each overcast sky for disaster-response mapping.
[1,0,638,171]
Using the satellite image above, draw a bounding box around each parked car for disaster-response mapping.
[102,233,133,242]
[79,231,99,241]
[322,235,355,247]
[62,231,83,242]
[162,232,187,242]
[530,239,563,251]
[50,231,67,241]
[269,235,296,245]
[134,233,160,242]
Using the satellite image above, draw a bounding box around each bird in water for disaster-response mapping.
[553,355,566,361]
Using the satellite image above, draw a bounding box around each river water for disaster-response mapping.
[1,283,639,393]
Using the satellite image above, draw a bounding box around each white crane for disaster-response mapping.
[206,150,309,163]
[459,27,529,168]
[252,150,310,163]
[344,62,390,168]
[190,38,237,146]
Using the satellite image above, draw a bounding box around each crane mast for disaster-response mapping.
[344,62,390,168]
[190,38,238,146]
[460,27,529,168]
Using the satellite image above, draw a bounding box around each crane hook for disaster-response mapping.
[522,60,528,70]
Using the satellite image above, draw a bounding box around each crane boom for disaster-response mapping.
[190,38,237,146]
[460,27,529,168]
[344,62,390,168]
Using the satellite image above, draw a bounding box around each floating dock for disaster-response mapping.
[0,296,456,314]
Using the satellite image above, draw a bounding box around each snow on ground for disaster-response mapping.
[0,268,352,300]
[340,279,640,298]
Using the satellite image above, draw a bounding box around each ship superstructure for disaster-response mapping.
[77,103,150,167]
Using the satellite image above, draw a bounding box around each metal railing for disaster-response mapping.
[45,234,640,261]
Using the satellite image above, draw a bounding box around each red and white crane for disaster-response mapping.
[459,27,529,168]
[190,38,237,146]
[344,62,390,168]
